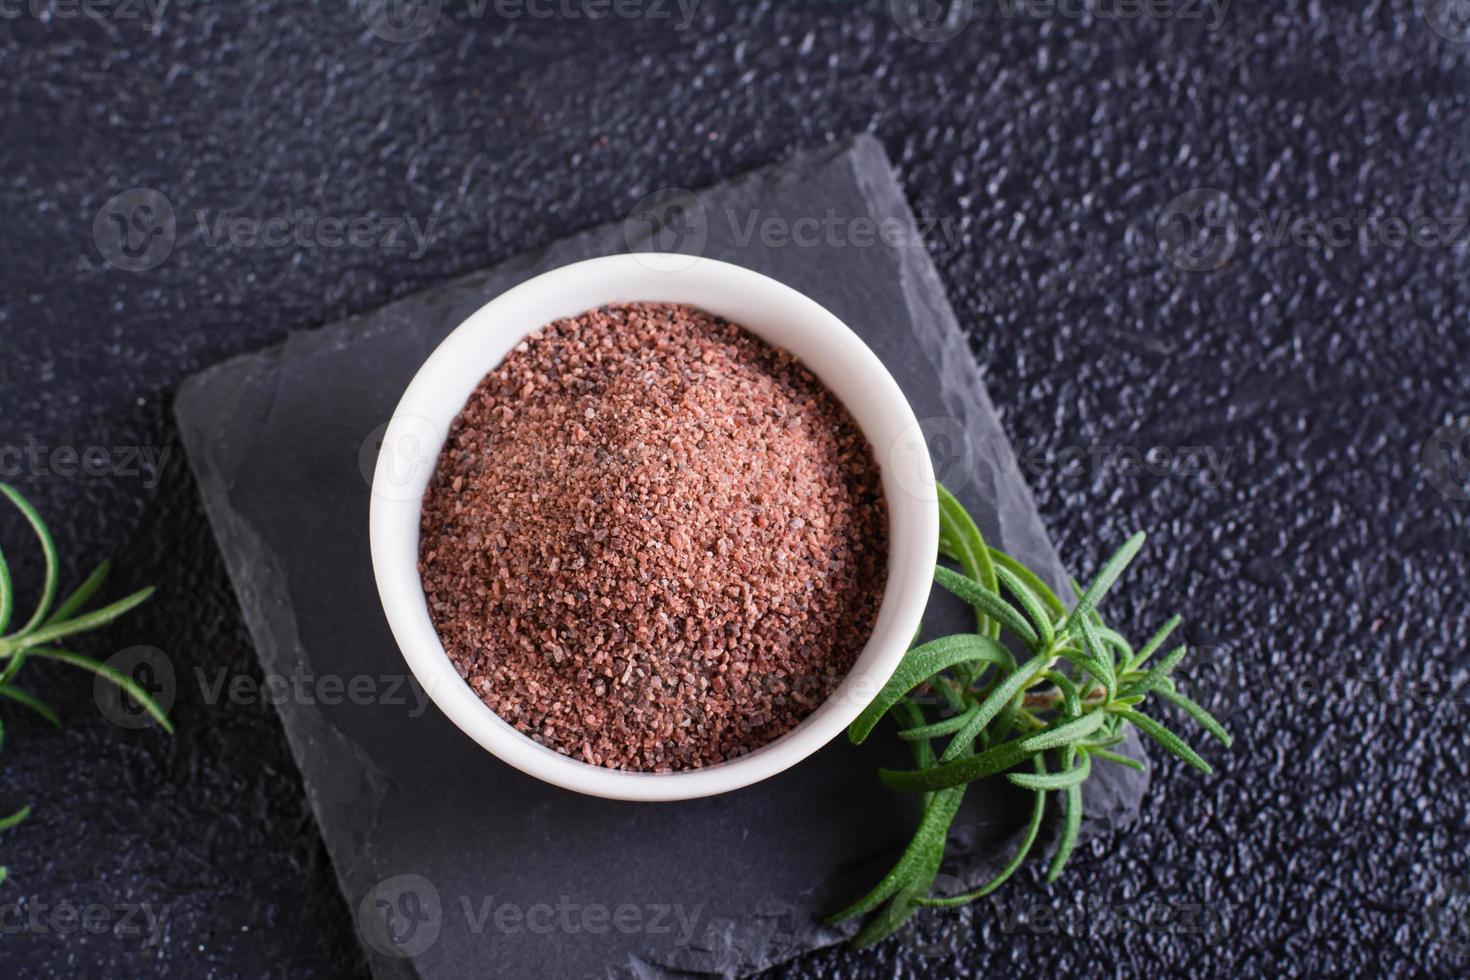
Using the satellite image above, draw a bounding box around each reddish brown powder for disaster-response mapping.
[417,302,888,772]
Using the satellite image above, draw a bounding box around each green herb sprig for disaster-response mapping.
[829,482,1230,945]
[0,483,171,886]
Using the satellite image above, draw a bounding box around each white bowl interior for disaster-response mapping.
[369,253,936,801]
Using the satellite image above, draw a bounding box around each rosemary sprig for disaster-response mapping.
[828,482,1230,944]
[0,483,171,887]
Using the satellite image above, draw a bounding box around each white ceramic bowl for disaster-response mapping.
[369,253,937,801]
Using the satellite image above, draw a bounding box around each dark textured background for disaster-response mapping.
[1,0,1467,976]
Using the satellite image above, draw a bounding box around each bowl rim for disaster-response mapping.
[368,253,938,801]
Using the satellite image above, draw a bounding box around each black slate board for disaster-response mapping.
[174,136,1145,980]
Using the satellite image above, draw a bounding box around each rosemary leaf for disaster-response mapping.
[852,795,964,949]
[826,786,965,924]
[1042,669,1083,716]
[986,548,1066,620]
[1076,617,1117,698]
[43,561,111,628]
[0,484,59,638]
[880,735,1037,794]
[1087,747,1146,771]
[849,633,1011,744]
[1052,647,1113,696]
[0,650,23,688]
[899,703,979,742]
[937,483,999,639]
[1066,531,1146,629]
[1129,614,1182,671]
[893,700,935,764]
[1156,686,1233,747]
[0,686,60,728]
[1046,747,1085,882]
[1069,577,1103,626]
[940,653,1049,763]
[0,546,11,637]
[1121,644,1188,698]
[1008,751,1091,790]
[994,565,1055,648]
[893,699,937,809]
[932,566,1038,647]
[5,588,156,654]
[1113,707,1213,774]
[1018,711,1107,753]
[934,675,969,714]
[0,805,31,832]
[850,885,918,947]
[24,648,174,734]
[1093,624,1135,664]
[1082,729,1128,751]
[915,754,1049,907]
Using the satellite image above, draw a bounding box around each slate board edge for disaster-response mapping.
[171,147,902,980]
[839,136,1153,838]
[173,135,1146,980]
[176,354,416,980]
[841,138,1056,587]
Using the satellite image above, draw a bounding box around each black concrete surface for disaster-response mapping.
[1,1,1467,977]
